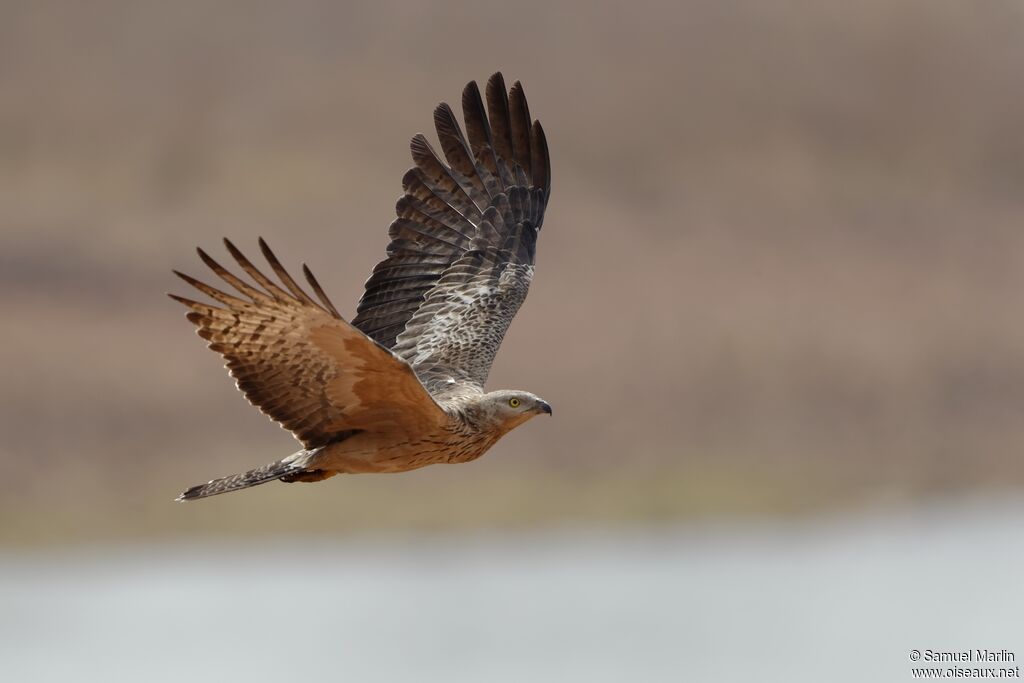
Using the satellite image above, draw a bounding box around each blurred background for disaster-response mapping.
[2,0,1024,680]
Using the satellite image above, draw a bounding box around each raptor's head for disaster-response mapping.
[481,389,552,430]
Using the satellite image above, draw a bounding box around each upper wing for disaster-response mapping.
[350,73,551,393]
[170,239,447,448]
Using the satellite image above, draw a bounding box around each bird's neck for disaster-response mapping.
[442,394,511,435]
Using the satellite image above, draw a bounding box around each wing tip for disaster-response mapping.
[195,246,217,270]
[487,72,506,93]
[409,133,432,157]
[302,262,343,319]
[167,291,197,306]
[462,78,482,104]
[257,235,273,260]
[172,269,196,285]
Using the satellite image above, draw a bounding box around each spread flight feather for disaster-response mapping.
[171,73,551,499]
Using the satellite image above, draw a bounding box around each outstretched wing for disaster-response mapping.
[350,73,551,394]
[170,239,447,448]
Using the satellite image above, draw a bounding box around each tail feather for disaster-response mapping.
[176,459,302,501]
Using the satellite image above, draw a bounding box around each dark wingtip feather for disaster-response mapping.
[257,237,318,307]
[221,239,250,274]
[222,237,243,259]
[194,243,267,301]
[167,292,200,307]
[195,246,218,272]
[172,269,203,288]
[433,101,453,125]
[531,120,551,196]
[433,101,482,181]
[485,73,514,166]
[508,80,533,178]
[410,133,430,154]
[409,134,442,177]
[302,263,342,318]
[487,72,506,93]
[461,79,498,170]
[172,269,247,306]
[256,236,280,269]
[223,236,291,301]
[462,79,483,111]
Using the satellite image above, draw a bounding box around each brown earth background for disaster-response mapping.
[3,0,1024,544]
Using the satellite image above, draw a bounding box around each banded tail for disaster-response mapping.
[176,459,302,501]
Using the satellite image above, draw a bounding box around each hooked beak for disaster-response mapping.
[537,400,553,416]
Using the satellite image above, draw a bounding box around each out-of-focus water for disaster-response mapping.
[1,499,1022,683]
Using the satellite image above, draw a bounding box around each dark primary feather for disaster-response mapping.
[351,72,552,374]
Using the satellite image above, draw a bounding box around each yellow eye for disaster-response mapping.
[508,398,521,408]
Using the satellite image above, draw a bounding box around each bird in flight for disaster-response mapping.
[171,73,552,501]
